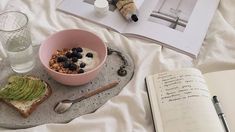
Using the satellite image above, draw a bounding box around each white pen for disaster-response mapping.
[213,96,230,132]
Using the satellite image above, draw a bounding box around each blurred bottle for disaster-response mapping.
[113,0,138,22]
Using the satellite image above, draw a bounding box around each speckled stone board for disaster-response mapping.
[0,44,134,129]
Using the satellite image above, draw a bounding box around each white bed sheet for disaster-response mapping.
[1,0,235,131]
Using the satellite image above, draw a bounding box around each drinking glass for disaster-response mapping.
[0,11,35,73]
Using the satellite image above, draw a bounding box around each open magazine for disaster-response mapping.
[57,0,220,58]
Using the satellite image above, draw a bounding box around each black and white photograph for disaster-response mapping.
[148,0,198,32]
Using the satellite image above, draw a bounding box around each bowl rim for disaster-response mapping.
[39,29,107,76]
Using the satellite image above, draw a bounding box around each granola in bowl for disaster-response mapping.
[49,47,100,74]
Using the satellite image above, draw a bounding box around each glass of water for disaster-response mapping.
[0,11,35,73]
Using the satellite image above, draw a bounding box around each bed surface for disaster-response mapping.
[1,0,235,131]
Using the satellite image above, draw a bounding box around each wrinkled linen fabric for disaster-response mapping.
[1,0,235,131]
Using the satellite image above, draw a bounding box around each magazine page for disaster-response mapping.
[124,0,220,57]
[57,0,144,32]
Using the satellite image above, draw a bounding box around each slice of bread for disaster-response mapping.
[0,76,52,118]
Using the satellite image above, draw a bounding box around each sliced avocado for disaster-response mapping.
[28,80,46,100]
[17,78,41,101]
[4,78,26,99]
[0,78,26,100]
[0,77,22,94]
[27,80,42,100]
[7,78,29,100]
[17,78,46,101]
[8,75,22,83]
[21,79,37,100]
[17,79,33,100]
[0,76,47,101]
[1,77,29,100]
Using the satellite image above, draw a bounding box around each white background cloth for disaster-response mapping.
[1,0,235,131]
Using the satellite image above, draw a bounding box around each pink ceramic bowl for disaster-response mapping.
[39,29,107,86]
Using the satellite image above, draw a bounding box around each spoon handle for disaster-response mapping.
[73,81,119,103]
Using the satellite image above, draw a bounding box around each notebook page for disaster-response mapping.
[152,68,223,132]
[146,77,164,132]
[204,70,235,132]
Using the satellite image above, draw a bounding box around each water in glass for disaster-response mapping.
[6,36,34,73]
[0,11,35,73]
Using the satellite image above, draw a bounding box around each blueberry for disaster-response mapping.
[63,61,71,68]
[71,51,78,57]
[65,52,72,58]
[86,52,93,58]
[78,69,84,74]
[72,48,77,52]
[76,47,83,52]
[80,62,86,68]
[76,53,83,59]
[69,63,77,71]
[57,56,67,62]
[72,57,78,62]
[72,50,78,54]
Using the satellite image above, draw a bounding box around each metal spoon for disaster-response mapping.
[54,81,119,114]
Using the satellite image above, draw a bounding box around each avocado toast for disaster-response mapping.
[0,75,52,118]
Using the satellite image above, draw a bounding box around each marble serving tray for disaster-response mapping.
[0,44,134,129]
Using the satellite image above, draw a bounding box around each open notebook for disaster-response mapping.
[145,68,235,132]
